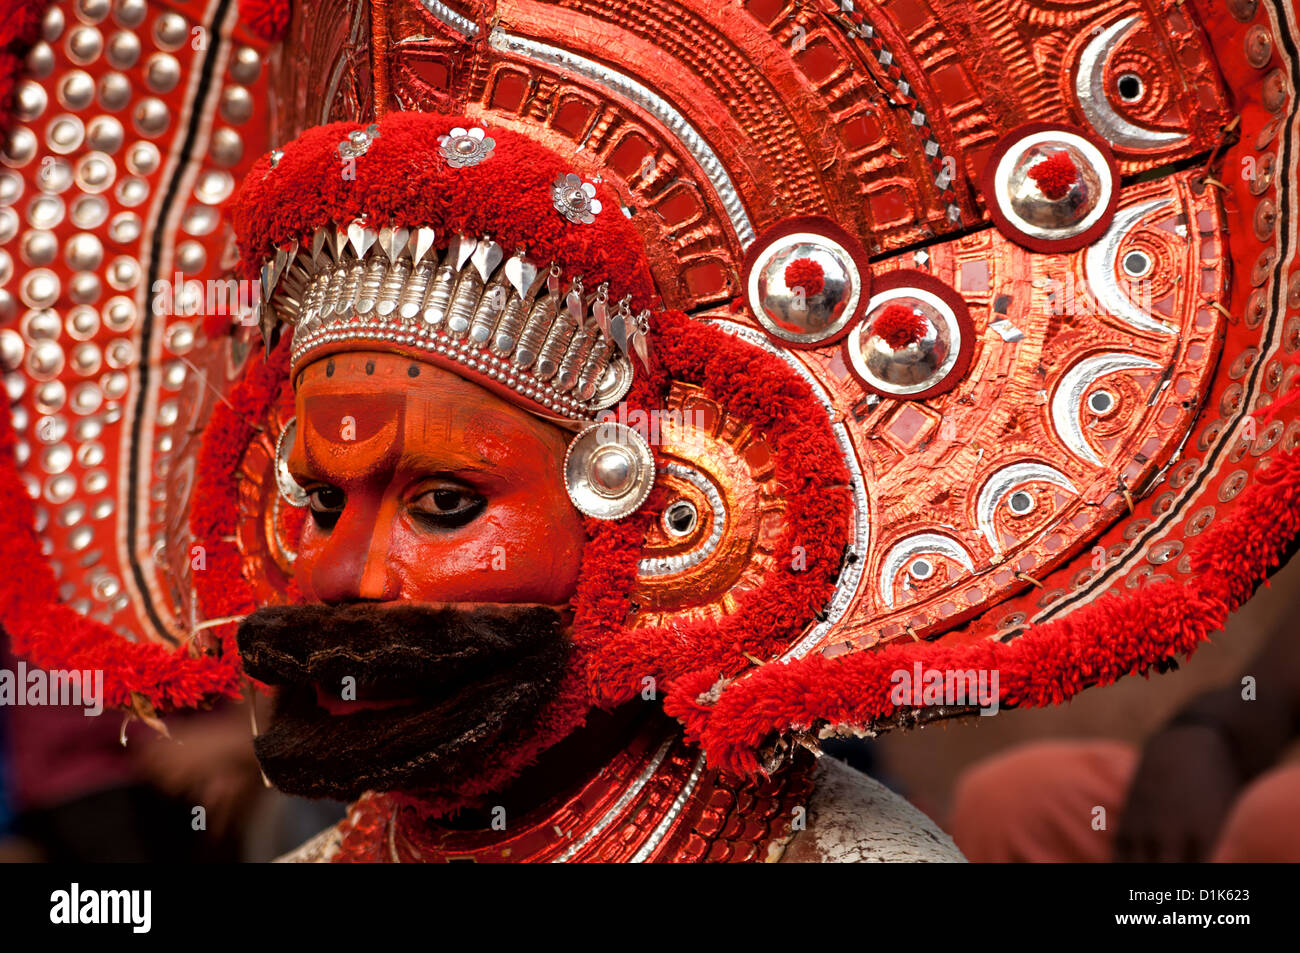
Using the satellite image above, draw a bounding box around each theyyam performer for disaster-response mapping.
[0,0,1296,861]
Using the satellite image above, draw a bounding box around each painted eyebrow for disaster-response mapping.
[397,456,500,477]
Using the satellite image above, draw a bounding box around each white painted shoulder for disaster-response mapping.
[275,823,343,863]
[775,756,966,863]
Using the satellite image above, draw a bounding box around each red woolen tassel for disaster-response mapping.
[0,401,242,712]
[1028,151,1079,200]
[872,303,929,349]
[783,257,825,296]
[678,444,1300,775]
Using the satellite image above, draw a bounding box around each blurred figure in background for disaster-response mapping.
[949,605,1300,862]
[0,638,339,862]
[0,702,36,861]
[0,641,243,862]
[129,696,346,863]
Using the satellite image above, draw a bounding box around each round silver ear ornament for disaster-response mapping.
[564,422,655,520]
[274,416,309,507]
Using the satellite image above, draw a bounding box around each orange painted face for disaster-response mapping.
[288,351,587,606]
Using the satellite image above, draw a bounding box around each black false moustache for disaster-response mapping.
[235,602,571,801]
[238,601,569,696]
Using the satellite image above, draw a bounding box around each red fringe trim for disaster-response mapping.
[576,310,853,707]
[187,337,296,684]
[672,449,1300,775]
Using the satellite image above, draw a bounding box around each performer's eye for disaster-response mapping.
[409,483,486,530]
[306,485,346,530]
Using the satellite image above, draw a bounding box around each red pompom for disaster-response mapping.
[232,113,658,309]
[872,303,928,349]
[1028,151,1078,200]
[783,257,825,296]
[238,0,290,42]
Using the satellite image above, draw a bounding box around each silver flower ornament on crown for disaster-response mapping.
[438,127,496,168]
[552,172,603,224]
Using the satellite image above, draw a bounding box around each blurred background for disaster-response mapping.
[880,556,1292,818]
[0,670,344,863]
[865,551,1300,862]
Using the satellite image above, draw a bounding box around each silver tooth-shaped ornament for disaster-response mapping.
[399,259,437,320]
[490,290,529,358]
[448,233,476,272]
[557,324,595,392]
[378,226,409,263]
[299,276,325,330]
[423,260,458,327]
[536,297,579,381]
[279,253,310,308]
[591,283,610,335]
[609,297,631,355]
[469,274,510,345]
[325,226,347,264]
[355,257,387,315]
[347,221,378,259]
[471,237,504,283]
[504,251,539,302]
[259,259,280,306]
[491,254,544,356]
[630,310,652,369]
[564,277,586,325]
[445,267,485,339]
[339,259,366,315]
[321,265,348,318]
[269,239,296,291]
[257,299,281,357]
[408,227,437,267]
[252,298,266,352]
[577,339,611,401]
[311,227,329,266]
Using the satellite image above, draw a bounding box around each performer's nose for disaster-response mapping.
[307,497,401,604]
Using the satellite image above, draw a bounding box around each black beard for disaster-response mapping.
[236,602,570,801]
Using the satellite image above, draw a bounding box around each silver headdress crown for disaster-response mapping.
[254,222,653,421]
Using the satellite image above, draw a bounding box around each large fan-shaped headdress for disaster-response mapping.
[1,0,1297,772]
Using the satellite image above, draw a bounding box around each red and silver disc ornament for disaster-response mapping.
[844,270,974,400]
[980,123,1122,252]
[742,216,871,349]
[0,0,1297,796]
